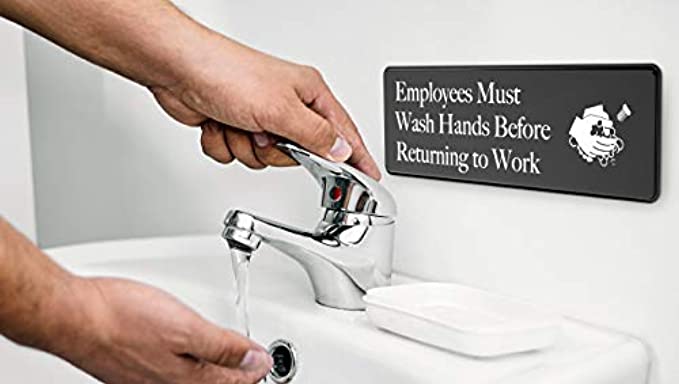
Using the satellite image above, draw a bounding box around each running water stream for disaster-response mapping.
[230,246,272,383]
[230,247,252,338]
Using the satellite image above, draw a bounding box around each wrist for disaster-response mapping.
[149,19,223,89]
[0,220,99,359]
[159,29,239,93]
[36,276,110,363]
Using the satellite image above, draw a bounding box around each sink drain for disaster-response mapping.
[267,339,297,383]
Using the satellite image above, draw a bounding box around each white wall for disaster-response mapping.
[0,19,35,240]
[26,0,676,382]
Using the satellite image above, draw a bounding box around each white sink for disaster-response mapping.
[0,236,650,383]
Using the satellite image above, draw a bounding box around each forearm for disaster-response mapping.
[0,0,213,88]
[0,218,90,358]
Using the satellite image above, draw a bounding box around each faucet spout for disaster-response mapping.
[222,142,396,310]
[223,209,395,310]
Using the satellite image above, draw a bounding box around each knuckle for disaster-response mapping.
[200,133,214,155]
[233,149,266,170]
[226,135,265,169]
[201,145,215,159]
[252,140,295,167]
[242,160,267,170]
[200,138,233,164]
[336,110,357,133]
[254,147,276,165]
[310,119,336,148]
[302,65,323,80]
[253,103,287,130]
[219,331,250,365]
[216,153,235,165]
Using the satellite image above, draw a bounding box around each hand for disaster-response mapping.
[568,114,624,164]
[149,35,381,179]
[0,0,380,179]
[50,277,272,384]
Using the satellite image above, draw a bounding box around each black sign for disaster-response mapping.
[384,65,661,202]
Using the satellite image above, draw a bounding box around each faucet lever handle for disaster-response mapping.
[277,142,396,218]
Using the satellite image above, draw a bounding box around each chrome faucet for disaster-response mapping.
[222,142,397,310]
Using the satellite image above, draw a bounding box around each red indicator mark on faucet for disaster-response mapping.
[330,186,343,202]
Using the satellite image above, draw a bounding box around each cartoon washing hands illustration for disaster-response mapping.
[568,104,630,167]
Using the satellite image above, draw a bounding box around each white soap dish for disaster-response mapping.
[364,283,561,357]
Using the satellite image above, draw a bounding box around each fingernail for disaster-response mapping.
[253,132,270,148]
[239,350,273,372]
[328,136,352,162]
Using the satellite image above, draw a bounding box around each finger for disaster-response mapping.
[224,127,267,170]
[257,98,352,164]
[312,92,382,180]
[201,121,234,164]
[189,362,270,384]
[252,132,297,167]
[187,320,270,369]
[296,68,382,180]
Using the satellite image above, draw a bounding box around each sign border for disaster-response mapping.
[383,64,662,203]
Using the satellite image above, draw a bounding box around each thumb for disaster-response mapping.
[266,101,353,163]
[188,321,272,374]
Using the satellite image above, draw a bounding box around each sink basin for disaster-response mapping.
[0,236,650,383]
